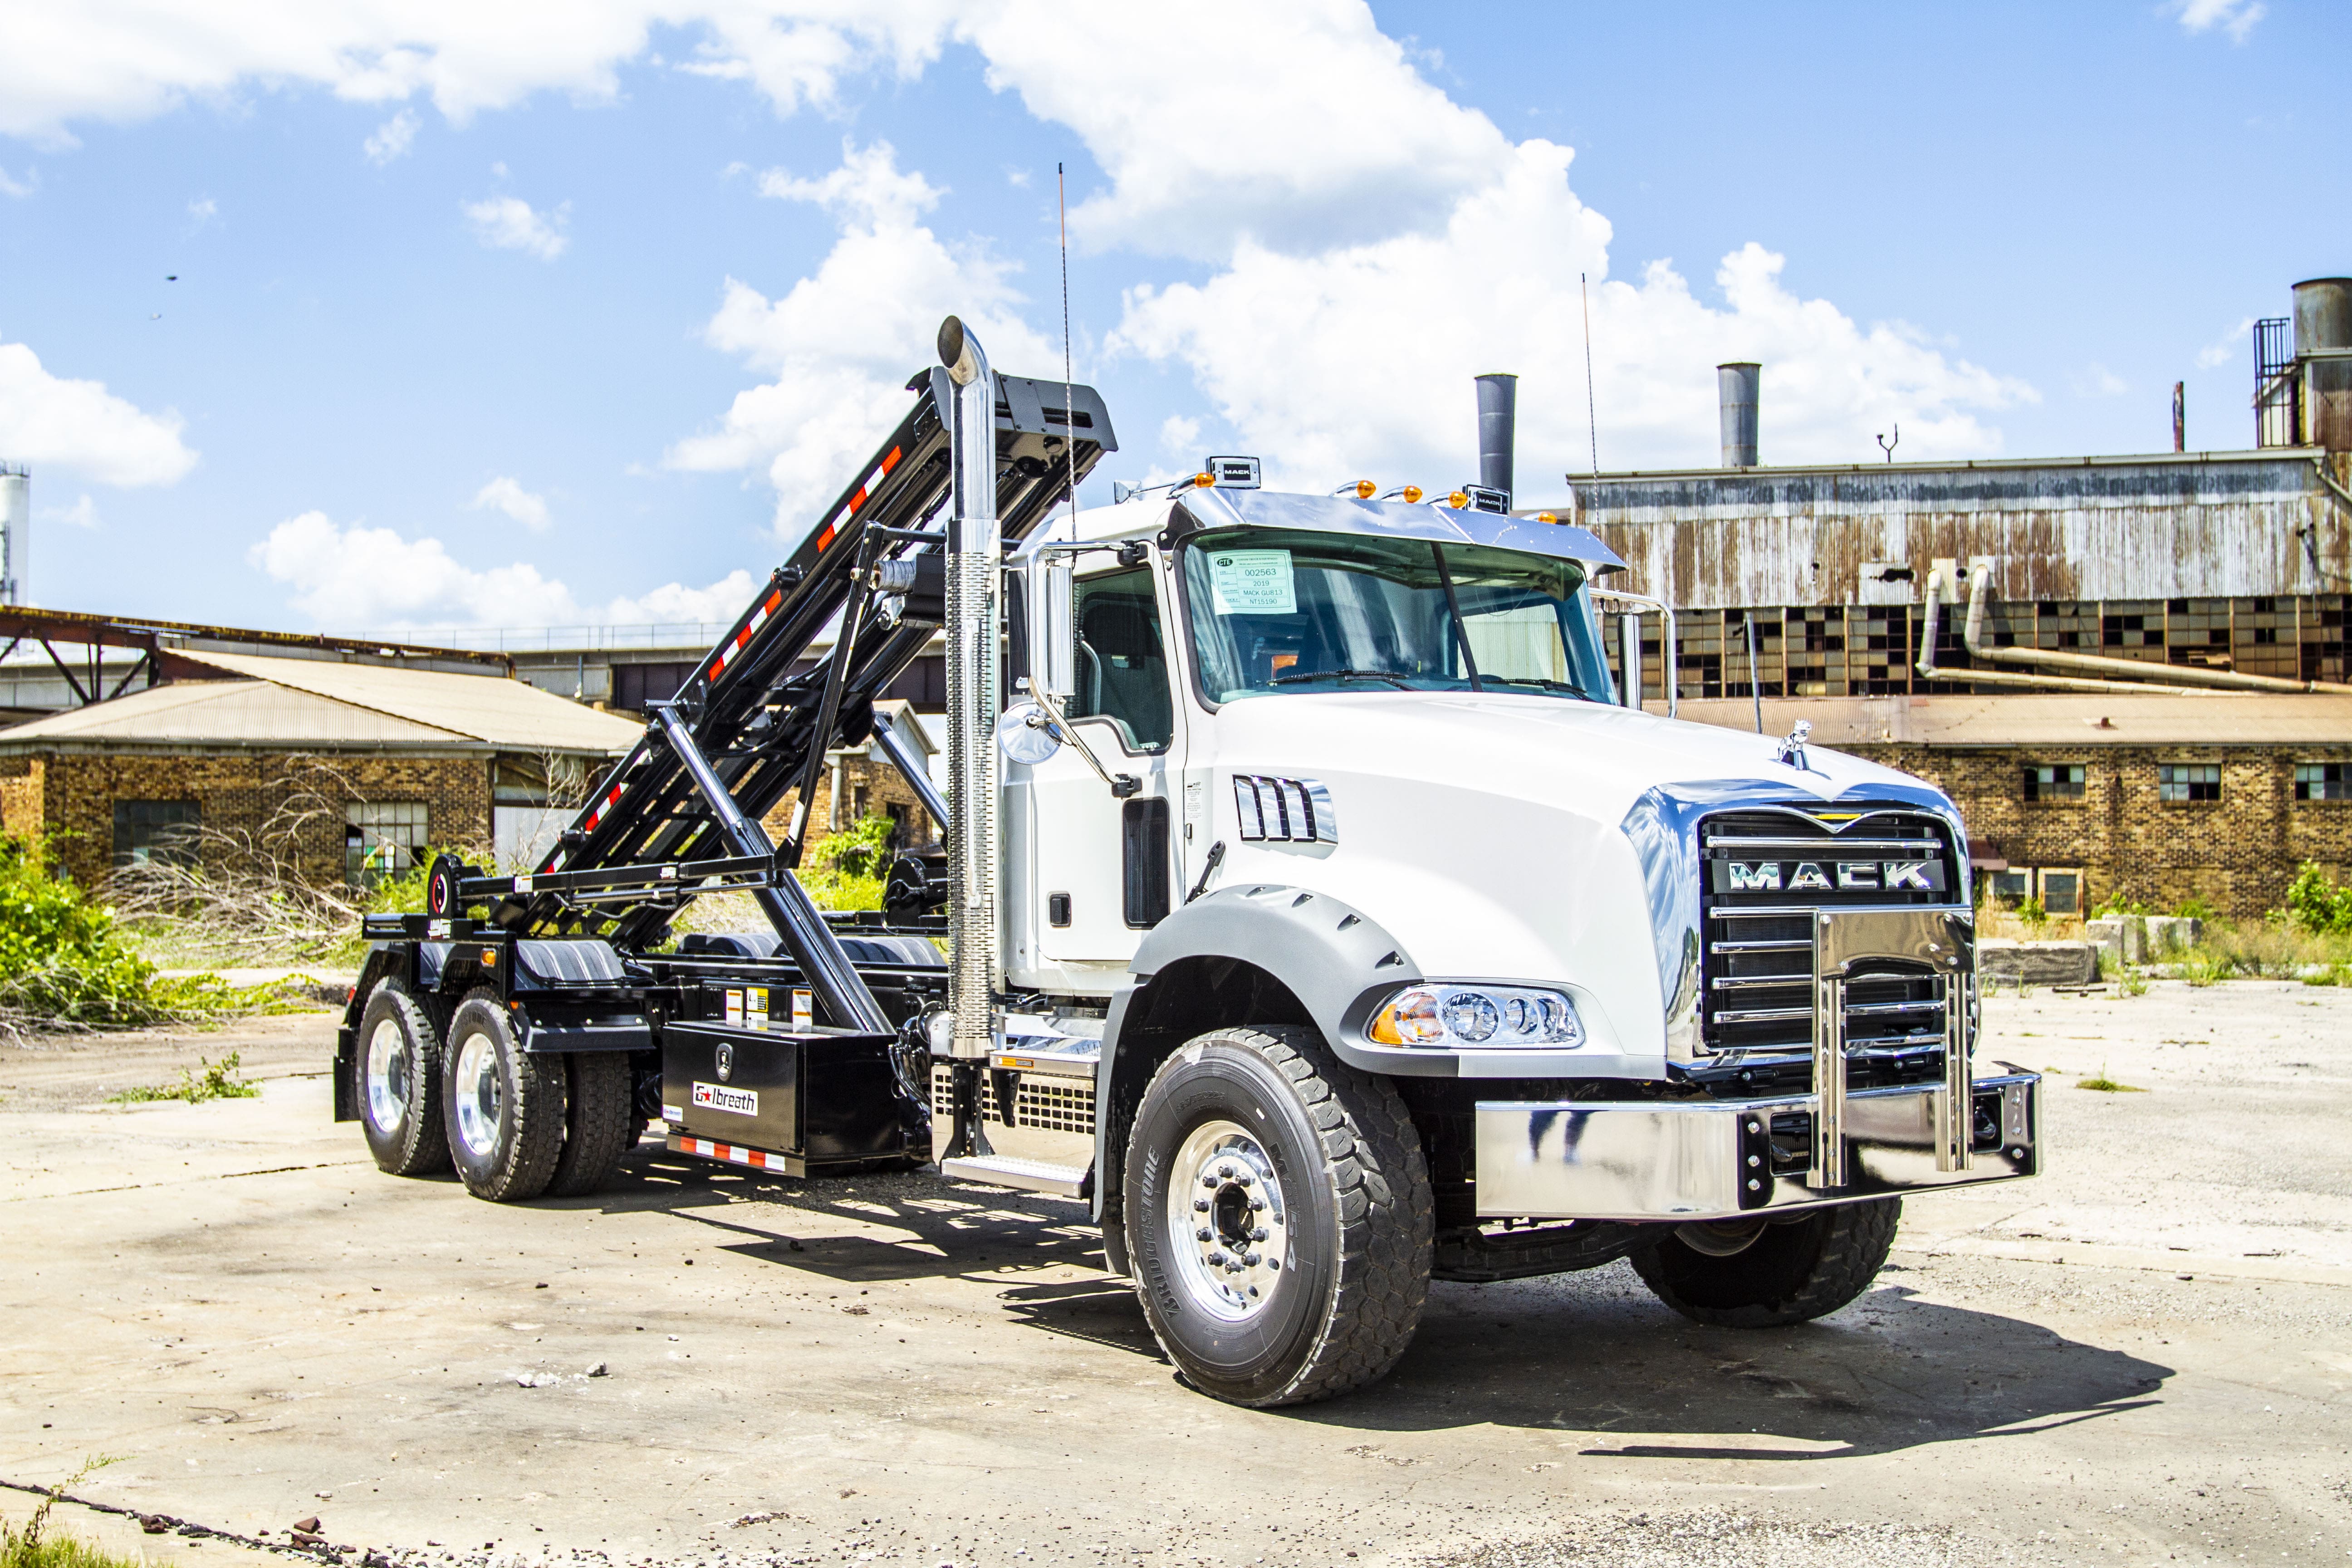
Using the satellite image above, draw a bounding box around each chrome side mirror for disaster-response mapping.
[1034,558,1075,702]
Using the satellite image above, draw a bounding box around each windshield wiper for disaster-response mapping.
[1480,675,1593,699]
[1267,668,1415,690]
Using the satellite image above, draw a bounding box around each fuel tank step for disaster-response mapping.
[938,1154,1089,1199]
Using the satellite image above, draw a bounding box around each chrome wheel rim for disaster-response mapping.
[452,1030,503,1157]
[364,1018,408,1130]
[1165,1119,1289,1323]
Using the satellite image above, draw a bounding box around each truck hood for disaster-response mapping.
[1206,688,1924,818]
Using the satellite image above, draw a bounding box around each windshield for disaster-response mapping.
[1182,527,1615,704]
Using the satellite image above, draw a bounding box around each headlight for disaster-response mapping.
[1367,984,1584,1049]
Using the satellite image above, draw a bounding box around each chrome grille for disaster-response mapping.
[1699,807,1963,1062]
[931,1065,1096,1136]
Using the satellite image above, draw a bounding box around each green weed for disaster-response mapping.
[0,1457,134,1568]
[2077,1064,2145,1093]
[107,1051,260,1105]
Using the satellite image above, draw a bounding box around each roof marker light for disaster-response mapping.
[1446,490,1469,509]
[1192,471,1215,488]
[1536,511,1560,524]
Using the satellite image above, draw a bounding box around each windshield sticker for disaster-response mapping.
[1209,549,1296,615]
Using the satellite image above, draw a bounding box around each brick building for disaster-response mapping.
[0,651,640,891]
[754,701,942,856]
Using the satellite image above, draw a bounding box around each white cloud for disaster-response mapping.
[464,194,568,259]
[666,139,1054,540]
[2196,316,2255,370]
[39,494,100,529]
[1112,143,2031,485]
[1158,414,1201,458]
[0,4,953,143]
[0,339,199,486]
[249,511,756,629]
[186,196,216,227]
[2169,0,2265,43]
[364,108,419,165]
[2073,363,2131,399]
[470,475,551,530]
[0,166,37,198]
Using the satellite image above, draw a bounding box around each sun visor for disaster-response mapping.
[1161,488,1625,575]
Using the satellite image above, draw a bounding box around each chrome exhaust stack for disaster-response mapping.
[938,315,1000,1060]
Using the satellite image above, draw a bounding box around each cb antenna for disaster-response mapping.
[1059,162,1078,539]
[1581,272,1600,477]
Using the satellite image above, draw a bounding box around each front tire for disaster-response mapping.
[1123,1026,1432,1407]
[441,993,566,1202]
[353,981,451,1176]
[1631,1197,1900,1328]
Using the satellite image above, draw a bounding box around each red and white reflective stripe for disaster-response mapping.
[708,588,787,682]
[811,443,903,556]
[583,783,624,832]
[670,1134,792,1172]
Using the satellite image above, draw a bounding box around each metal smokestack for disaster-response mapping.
[1718,362,1760,468]
[936,315,1000,1063]
[1475,373,1518,500]
[0,464,25,605]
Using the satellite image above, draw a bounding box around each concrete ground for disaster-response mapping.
[3,984,2348,1568]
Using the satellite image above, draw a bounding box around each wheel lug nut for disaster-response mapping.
[1200,1174,1217,1188]
[1193,1198,1209,1212]
[1207,1250,1225,1265]
[1252,1228,1268,1242]
[1250,1198,1265,1211]
[1235,1173,1252,1186]
[1196,1228,1212,1242]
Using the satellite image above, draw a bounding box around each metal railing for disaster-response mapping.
[2255,316,2299,448]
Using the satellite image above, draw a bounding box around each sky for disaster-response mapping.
[0,0,2341,635]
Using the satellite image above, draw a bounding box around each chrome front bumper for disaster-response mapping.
[1476,907,2038,1222]
[1474,1071,2039,1221]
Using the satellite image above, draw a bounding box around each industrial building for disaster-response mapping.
[1546,275,2352,917]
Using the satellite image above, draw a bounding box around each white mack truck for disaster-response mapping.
[336,317,2042,1408]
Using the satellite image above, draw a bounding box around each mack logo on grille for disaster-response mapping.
[692,1081,757,1116]
[1711,859,1944,894]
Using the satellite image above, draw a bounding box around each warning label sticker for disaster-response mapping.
[692,1081,758,1117]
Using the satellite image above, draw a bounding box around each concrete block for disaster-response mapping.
[1978,939,2099,986]
[2086,916,2146,965]
[2144,916,2205,955]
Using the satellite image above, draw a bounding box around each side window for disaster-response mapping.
[1068,566,1173,752]
[347,801,429,887]
[113,799,201,867]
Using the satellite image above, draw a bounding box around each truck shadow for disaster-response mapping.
[594,1147,2171,1460]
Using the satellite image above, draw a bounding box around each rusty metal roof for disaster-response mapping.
[0,651,642,754]
[1677,692,2352,747]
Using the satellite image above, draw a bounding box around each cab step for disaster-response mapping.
[938,1154,1090,1199]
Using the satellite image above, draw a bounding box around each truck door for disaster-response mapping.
[1027,562,1178,964]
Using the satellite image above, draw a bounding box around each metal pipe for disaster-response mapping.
[651,705,891,1035]
[938,314,1001,1060]
[1960,561,2344,693]
[1717,363,1759,468]
[1475,373,1517,500]
[1743,613,1763,732]
[869,709,949,827]
[1912,569,2215,696]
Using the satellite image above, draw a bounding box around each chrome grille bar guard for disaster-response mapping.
[1809,906,1974,1189]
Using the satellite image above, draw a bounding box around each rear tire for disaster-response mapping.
[1122,1026,1432,1407]
[1631,1197,1900,1328]
[353,981,451,1176]
[546,1052,636,1197]
[441,992,566,1202]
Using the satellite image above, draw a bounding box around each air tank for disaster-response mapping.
[1718,363,1759,468]
[2294,278,2352,451]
